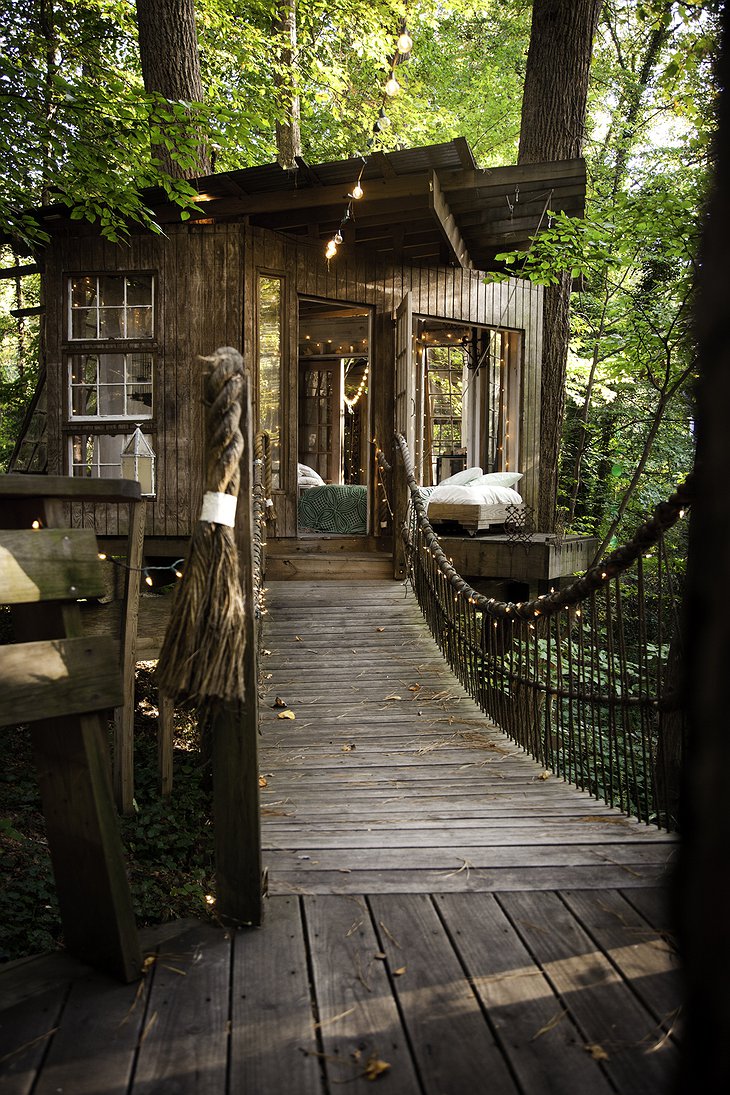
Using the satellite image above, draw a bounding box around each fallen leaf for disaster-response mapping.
[384,694,402,701]
[272,696,287,708]
[537,770,551,781]
[531,1008,567,1040]
[376,627,385,633]
[342,743,356,752]
[373,951,387,960]
[393,967,406,976]
[364,1056,391,1081]
[584,1043,609,1061]
[278,710,296,720]
[408,684,421,692]
[263,649,272,656]
[258,775,268,788]
[295,635,302,642]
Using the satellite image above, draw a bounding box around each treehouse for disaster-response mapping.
[10,138,587,580]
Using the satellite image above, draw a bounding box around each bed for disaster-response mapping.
[424,468,525,535]
[297,463,367,534]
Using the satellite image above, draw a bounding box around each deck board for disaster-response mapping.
[260,581,676,896]
[0,580,681,1093]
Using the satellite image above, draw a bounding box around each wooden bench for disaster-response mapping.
[0,475,142,981]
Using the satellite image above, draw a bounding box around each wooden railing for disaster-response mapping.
[0,475,143,981]
[396,434,691,830]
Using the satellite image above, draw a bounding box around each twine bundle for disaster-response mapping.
[157,347,247,706]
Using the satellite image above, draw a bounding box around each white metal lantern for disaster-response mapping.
[120,427,156,496]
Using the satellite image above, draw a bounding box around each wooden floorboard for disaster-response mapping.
[0,580,681,1093]
[260,581,677,897]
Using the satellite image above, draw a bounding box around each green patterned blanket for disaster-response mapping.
[298,484,367,534]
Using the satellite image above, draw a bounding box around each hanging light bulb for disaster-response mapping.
[397,31,413,55]
[325,238,337,259]
[376,107,391,130]
[334,230,343,245]
[385,72,400,97]
[352,182,364,200]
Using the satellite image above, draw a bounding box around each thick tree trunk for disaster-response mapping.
[678,7,730,1089]
[274,0,302,170]
[518,0,602,530]
[135,0,210,178]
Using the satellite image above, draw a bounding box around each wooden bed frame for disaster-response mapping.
[427,501,523,535]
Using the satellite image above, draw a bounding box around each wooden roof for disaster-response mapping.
[39,139,585,272]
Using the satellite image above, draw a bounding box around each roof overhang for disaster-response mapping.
[34,139,586,272]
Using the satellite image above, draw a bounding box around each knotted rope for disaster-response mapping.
[157,347,247,705]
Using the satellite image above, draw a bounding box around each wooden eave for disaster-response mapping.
[32,140,586,272]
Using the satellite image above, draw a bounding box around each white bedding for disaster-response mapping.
[426,482,522,507]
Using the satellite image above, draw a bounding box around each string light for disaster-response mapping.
[344,365,369,411]
[324,22,414,261]
[397,30,413,54]
[385,73,400,97]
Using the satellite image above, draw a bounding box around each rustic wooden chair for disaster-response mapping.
[0,474,142,981]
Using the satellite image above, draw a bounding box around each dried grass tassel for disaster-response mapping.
[156,347,247,706]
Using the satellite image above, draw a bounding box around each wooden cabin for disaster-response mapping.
[9,139,585,573]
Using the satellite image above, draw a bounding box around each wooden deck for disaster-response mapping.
[0,581,681,1094]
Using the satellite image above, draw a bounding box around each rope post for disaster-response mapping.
[157,347,263,927]
[211,363,263,927]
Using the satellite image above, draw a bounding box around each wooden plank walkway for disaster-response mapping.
[0,581,681,1094]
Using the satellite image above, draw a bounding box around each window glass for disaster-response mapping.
[68,274,154,341]
[68,352,154,419]
[258,275,282,489]
[70,431,153,483]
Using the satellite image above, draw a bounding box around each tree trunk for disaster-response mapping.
[135,0,210,178]
[274,0,302,170]
[678,6,730,1089]
[518,0,603,530]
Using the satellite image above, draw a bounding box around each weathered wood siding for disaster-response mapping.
[44,225,244,540]
[44,223,541,541]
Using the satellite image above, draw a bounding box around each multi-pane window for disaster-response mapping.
[69,432,154,481]
[68,274,154,339]
[65,272,156,489]
[69,353,153,419]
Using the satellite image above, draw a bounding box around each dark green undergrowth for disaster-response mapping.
[0,665,215,964]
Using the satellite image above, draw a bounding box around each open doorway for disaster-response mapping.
[411,318,520,485]
[297,298,371,535]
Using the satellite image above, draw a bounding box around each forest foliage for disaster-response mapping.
[0,0,721,540]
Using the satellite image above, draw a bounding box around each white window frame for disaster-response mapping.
[67,273,155,341]
[67,351,154,422]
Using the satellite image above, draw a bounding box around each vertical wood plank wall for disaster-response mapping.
[44,224,542,541]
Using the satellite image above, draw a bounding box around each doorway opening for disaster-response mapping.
[410,317,520,486]
[297,298,372,536]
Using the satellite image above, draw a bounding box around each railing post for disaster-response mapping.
[393,440,408,580]
[213,363,263,926]
[114,495,146,815]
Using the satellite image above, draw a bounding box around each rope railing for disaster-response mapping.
[252,431,275,630]
[395,433,691,830]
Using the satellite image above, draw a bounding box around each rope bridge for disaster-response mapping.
[396,434,691,831]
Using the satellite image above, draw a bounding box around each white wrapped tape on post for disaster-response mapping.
[200,491,238,527]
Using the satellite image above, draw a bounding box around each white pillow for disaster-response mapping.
[475,472,523,489]
[298,462,325,485]
[438,465,483,487]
